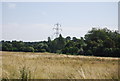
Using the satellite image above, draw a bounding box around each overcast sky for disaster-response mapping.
[1,2,118,41]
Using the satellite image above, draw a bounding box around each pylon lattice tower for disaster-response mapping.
[53,23,62,38]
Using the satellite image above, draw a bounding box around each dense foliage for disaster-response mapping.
[1,28,120,57]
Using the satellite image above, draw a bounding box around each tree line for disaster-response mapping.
[1,28,120,57]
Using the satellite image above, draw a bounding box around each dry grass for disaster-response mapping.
[1,51,119,79]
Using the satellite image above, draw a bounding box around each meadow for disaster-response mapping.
[1,51,119,79]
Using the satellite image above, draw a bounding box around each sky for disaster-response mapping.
[1,2,118,41]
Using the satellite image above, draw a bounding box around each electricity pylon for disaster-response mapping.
[53,23,62,38]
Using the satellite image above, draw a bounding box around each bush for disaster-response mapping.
[40,49,46,52]
[86,50,93,56]
[68,47,78,55]
[24,47,34,52]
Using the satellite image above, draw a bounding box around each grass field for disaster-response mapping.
[1,51,119,79]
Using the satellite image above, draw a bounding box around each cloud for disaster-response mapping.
[8,3,16,9]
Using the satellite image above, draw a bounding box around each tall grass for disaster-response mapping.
[19,66,31,80]
[2,66,31,81]
[1,51,119,79]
